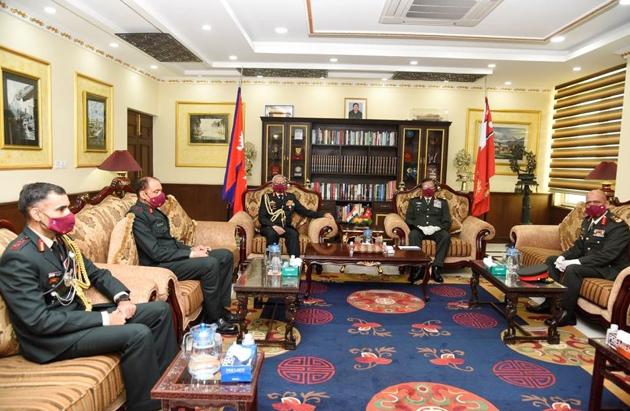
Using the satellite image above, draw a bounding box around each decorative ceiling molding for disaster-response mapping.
[306,0,618,44]
[241,68,327,78]
[115,32,201,62]
[392,72,485,82]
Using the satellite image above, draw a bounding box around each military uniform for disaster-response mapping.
[259,192,323,257]
[0,227,177,411]
[130,201,233,324]
[405,196,452,268]
[546,210,630,318]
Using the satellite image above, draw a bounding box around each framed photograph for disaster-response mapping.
[189,113,229,144]
[344,98,367,119]
[0,46,51,169]
[176,101,244,167]
[265,104,293,117]
[75,73,113,167]
[465,109,541,176]
[293,128,304,140]
[85,93,107,152]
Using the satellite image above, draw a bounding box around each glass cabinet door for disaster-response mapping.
[289,124,309,185]
[265,124,285,181]
[424,129,446,183]
[401,128,421,188]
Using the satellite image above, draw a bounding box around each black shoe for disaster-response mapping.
[431,266,444,283]
[544,310,577,327]
[408,268,423,284]
[525,299,551,314]
[216,318,238,334]
[221,309,239,323]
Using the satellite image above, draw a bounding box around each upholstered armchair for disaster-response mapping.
[229,181,338,260]
[383,184,495,268]
[511,200,630,329]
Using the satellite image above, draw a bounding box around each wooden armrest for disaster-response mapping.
[229,211,254,257]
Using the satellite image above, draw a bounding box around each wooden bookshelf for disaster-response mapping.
[261,116,451,229]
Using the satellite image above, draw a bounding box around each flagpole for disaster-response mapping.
[226,69,243,220]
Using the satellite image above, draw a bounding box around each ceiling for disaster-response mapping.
[6,0,630,88]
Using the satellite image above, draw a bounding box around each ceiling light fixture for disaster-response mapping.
[329,57,338,63]
[504,81,512,86]
[201,24,212,31]
[573,66,582,72]
[44,6,56,14]
[109,42,119,48]
[229,55,238,61]
[409,60,418,65]
[487,63,496,68]
[275,26,288,34]
[150,64,158,70]
[550,35,565,43]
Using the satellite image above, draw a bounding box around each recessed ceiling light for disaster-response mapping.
[44,6,56,14]
[201,24,212,31]
[504,81,512,86]
[109,42,119,48]
[229,55,238,61]
[488,63,496,68]
[275,26,288,34]
[329,57,338,63]
[550,35,565,43]
[620,0,630,5]
[409,60,418,65]
[573,66,582,72]
[257,75,263,78]
[150,64,158,70]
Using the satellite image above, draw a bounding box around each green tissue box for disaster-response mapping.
[281,266,299,277]
[489,265,507,276]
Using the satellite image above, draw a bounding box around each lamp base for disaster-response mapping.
[601,183,618,204]
[109,173,131,198]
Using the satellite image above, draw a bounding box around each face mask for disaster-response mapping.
[147,191,166,208]
[585,204,606,219]
[42,212,76,235]
[422,188,435,197]
[272,183,287,193]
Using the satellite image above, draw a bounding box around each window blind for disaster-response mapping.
[549,64,625,193]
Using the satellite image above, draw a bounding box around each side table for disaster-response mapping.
[588,337,630,411]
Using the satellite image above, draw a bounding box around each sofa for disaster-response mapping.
[0,219,159,411]
[229,181,338,260]
[383,184,496,268]
[511,200,630,329]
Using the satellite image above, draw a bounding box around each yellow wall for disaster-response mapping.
[0,12,158,203]
[157,82,554,192]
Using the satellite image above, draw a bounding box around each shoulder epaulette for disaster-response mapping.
[9,236,30,251]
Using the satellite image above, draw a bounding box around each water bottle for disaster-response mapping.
[241,332,257,363]
[606,323,619,348]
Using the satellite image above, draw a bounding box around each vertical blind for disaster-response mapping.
[549,64,626,192]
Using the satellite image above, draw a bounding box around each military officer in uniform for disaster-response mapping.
[0,182,177,411]
[405,178,451,283]
[526,189,630,327]
[130,176,237,334]
[259,175,333,257]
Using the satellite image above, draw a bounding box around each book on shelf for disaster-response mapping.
[311,128,396,146]
[311,155,397,175]
[312,181,396,201]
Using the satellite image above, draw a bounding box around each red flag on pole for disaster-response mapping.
[222,87,247,215]
[471,97,496,217]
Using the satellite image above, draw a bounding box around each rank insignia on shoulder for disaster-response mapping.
[37,238,46,252]
[10,236,30,251]
[612,215,622,223]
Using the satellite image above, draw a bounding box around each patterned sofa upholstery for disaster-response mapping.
[511,200,630,329]
[383,184,496,268]
[0,219,158,411]
[229,181,338,260]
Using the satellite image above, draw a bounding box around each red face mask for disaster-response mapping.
[148,191,166,208]
[272,183,287,193]
[44,213,76,235]
[422,188,436,197]
[585,204,606,219]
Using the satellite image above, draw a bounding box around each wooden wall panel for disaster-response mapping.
[484,193,553,243]
[161,184,230,222]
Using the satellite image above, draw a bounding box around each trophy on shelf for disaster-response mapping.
[293,165,303,177]
[271,144,280,160]
[292,147,304,160]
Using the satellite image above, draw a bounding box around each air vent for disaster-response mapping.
[380,0,502,27]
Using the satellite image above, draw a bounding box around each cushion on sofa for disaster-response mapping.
[0,229,19,358]
[177,280,204,328]
[160,195,196,246]
[580,278,613,309]
[0,354,124,411]
[395,187,468,234]
[107,213,139,265]
[421,237,472,258]
[520,246,560,267]
[558,202,586,252]
[252,233,310,255]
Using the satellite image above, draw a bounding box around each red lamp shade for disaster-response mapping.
[98,150,141,172]
[586,161,617,180]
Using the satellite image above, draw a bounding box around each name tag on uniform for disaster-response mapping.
[433,200,442,208]
[593,229,605,237]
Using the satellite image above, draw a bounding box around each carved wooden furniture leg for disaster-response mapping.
[284,294,297,350]
[503,293,518,344]
[548,295,562,344]
[469,269,480,307]
[236,293,249,344]
[420,264,430,302]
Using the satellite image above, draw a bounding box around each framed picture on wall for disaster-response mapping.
[75,73,113,167]
[265,104,293,117]
[0,45,51,169]
[189,113,229,144]
[85,93,107,152]
[344,98,367,119]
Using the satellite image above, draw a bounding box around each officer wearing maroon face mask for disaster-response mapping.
[526,189,630,327]
[259,175,331,257]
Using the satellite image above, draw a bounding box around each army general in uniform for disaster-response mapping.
[405,178,451,283]
[527,189,630,327]
[130,176,237,334]
[0,182,177,411]
[259,175,332,257]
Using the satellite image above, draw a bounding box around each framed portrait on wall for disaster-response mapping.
[85,93,107,152]
[344,98,367,119]
[0,46,51,169]
[189,113,229,144]
[264,104,293,117]
[75,73,113,167]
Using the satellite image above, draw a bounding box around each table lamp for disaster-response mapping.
[586,161,617,201]
[97,150,142,189]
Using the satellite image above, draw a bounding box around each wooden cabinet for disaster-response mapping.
[261,116,451,229]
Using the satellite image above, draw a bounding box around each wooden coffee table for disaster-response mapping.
[151,350,264,411]
[469,260,567,344]
[588,338,630,411]
[234,257,299,350]
[303,243,432,300]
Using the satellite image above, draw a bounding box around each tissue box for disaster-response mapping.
[281,265,299,277]
[490,265,507,276]
[220,347,257,382]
